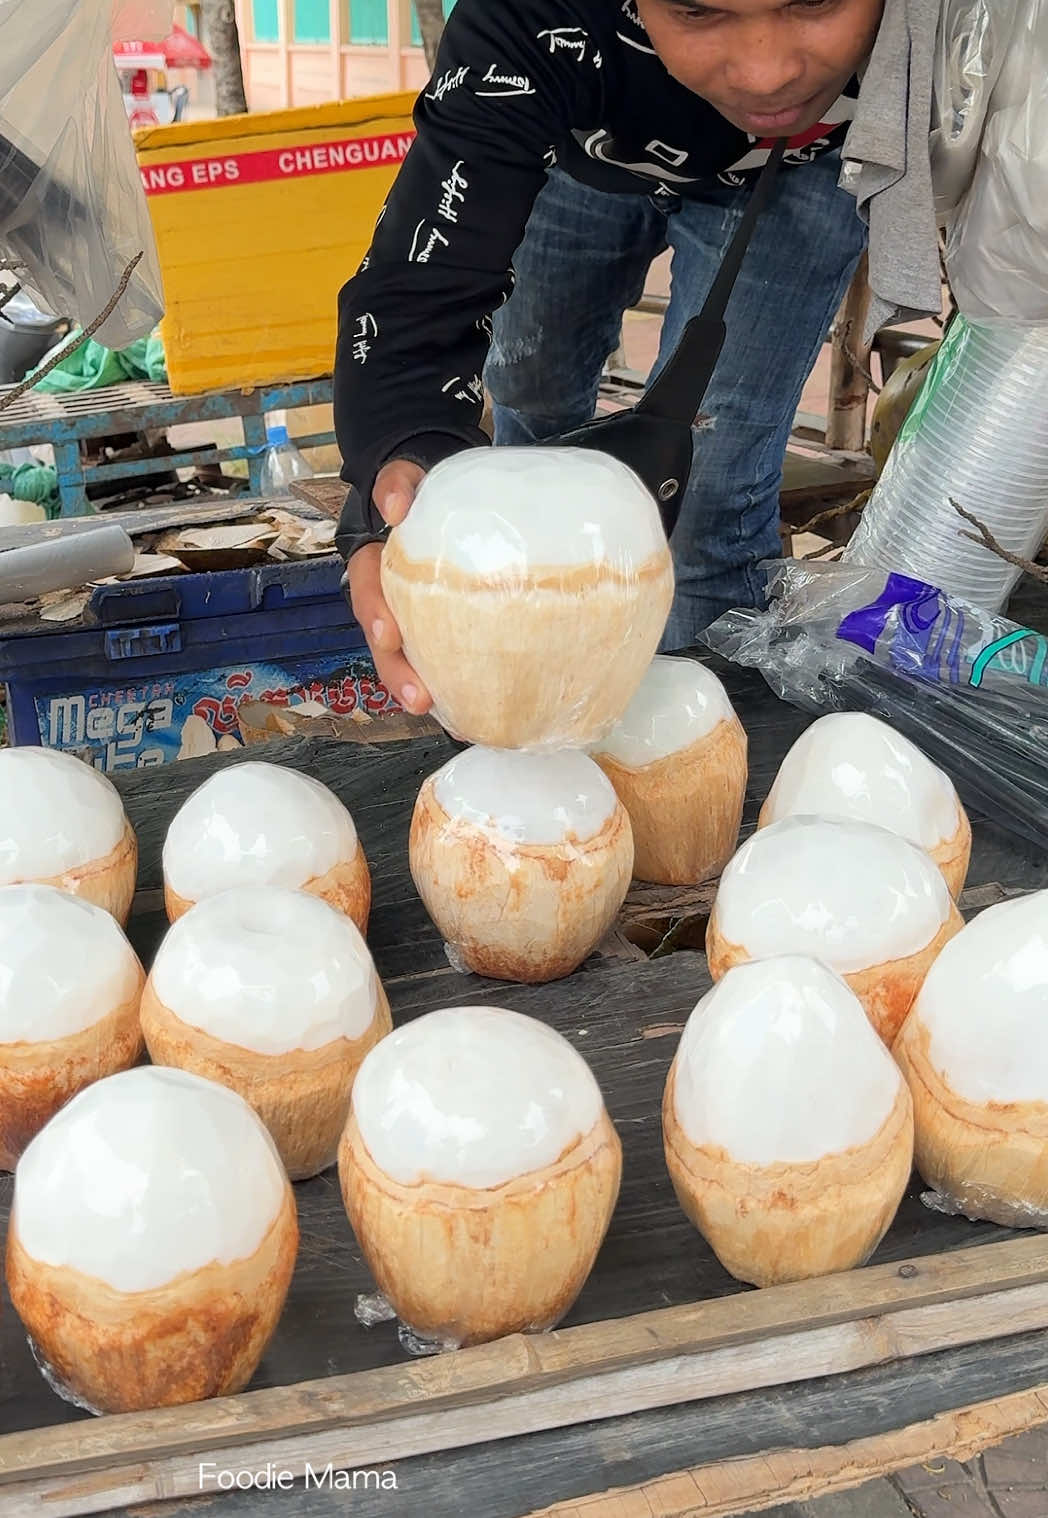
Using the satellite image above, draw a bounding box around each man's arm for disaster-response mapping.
[332,0,603,524]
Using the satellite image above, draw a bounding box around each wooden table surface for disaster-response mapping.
[3,653,1048,1518]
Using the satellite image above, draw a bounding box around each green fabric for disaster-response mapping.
[31,332,167,393]
[0,461,60,516]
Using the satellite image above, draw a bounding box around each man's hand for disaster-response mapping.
[346,459,433,716]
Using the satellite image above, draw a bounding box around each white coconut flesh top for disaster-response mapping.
[913,890,1048,1105]
[150,886,380,1055]
[763,712,961,849]
[13,1066,287,1293]
[593,655,736,767]
[163,761,358,900]
[352,1005,605,1188]
[0,748,127,885]
[673,956,902,1165]
[431,746,619,846]
[715,815,952,974]
[0,884,142,1044]
[390,446,667,578]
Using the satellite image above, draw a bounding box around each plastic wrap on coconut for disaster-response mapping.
[163,761,370,929]
[895,891,1048,1228]
[338,1005,621,1348]
[142,886,392,1179]
[664,956,913,1286]
[409,747,634,983]
[759,713,971,897]
[590,655,747,885]
[0,748,138,923]
[707,815,963,1045]
[6,1065,297,1414]
[380,448,674,750]
[0,885,145,1170]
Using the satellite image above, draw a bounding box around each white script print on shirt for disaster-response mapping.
[409,221,452,262]
[352,312,378,365]
[437,160,469,224]
[617,0,656,55]
[426,66,469,103]
[476,65,537,97]
[537,28,589,61]
[442,374,484,404]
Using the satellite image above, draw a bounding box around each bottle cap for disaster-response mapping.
[266,425,290,446]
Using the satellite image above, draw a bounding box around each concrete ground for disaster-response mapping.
[747,1431,1048,1518]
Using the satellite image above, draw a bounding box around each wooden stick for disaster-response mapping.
[0,253,143,415]
[826,254,875,452]
[528,1382,1048,1518]
[4,1275,1048,1516]
[951,497,1048,586]
[2,1235,1047,1496]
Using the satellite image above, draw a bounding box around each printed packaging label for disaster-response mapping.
[33,653,393,772]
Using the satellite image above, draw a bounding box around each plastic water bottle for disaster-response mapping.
[845,316,1048,613]
[258,425,314,497]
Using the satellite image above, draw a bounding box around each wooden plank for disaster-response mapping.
[5,1234,1047,1484]
[3,1260,1048,1515]
[102,1333,1048,1518]
[530,1383,1048,1518]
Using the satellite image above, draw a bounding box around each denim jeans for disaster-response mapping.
[485,150,868,646]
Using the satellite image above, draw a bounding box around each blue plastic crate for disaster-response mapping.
[0,558,391,772]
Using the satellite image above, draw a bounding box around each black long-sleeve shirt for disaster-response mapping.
[333,0,858,515]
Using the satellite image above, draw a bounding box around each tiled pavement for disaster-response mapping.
[746,1430,1048,1518]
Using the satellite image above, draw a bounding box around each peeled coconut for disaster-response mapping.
[0,748,137,923]
[0,885,145,1170]
[895,891,1048,1226]
[163,761,370,929]
[590,655,748,885]
[409,747,634,982]
[339,1005,621,1346]
[6,1065,297,1413]
[380,447,674,749]
[707,815,963,1045]
[759,713,971,897]
[664,956,913,1286]
[141,886,392,1180]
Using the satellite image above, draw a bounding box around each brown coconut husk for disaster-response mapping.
[338,1108,621,1345]
[706,904,964,1047]
[894,1015,1048,1227]
[29,821,138,926]
[140,980,392,1181]
[409,779,634,983]
[381,535,674,749]
[165,841,371,933]
[0,980,146,1172]
[663,1064,913,1287]
[594,715,748,886]
[6,1184,298,1413]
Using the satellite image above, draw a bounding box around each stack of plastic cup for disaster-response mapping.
[845,316,1048,612]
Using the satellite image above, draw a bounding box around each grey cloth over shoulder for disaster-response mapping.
[840,0,944,341]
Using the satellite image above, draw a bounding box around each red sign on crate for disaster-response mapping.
[140,130,417,195]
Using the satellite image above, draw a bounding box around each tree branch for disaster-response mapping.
[0,253,143,414]
[950,496,1048,586]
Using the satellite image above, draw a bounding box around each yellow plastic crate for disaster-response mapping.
[134,94,417,395]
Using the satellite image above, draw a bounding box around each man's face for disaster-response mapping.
[635,0,884,138]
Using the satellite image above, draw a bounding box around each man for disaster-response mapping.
[334,0,886,715]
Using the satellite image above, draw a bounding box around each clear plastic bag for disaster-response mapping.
[930,0,1022,219]
[940,0,1048,323]
[0,0,164,348]
[702,559,1048,852]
